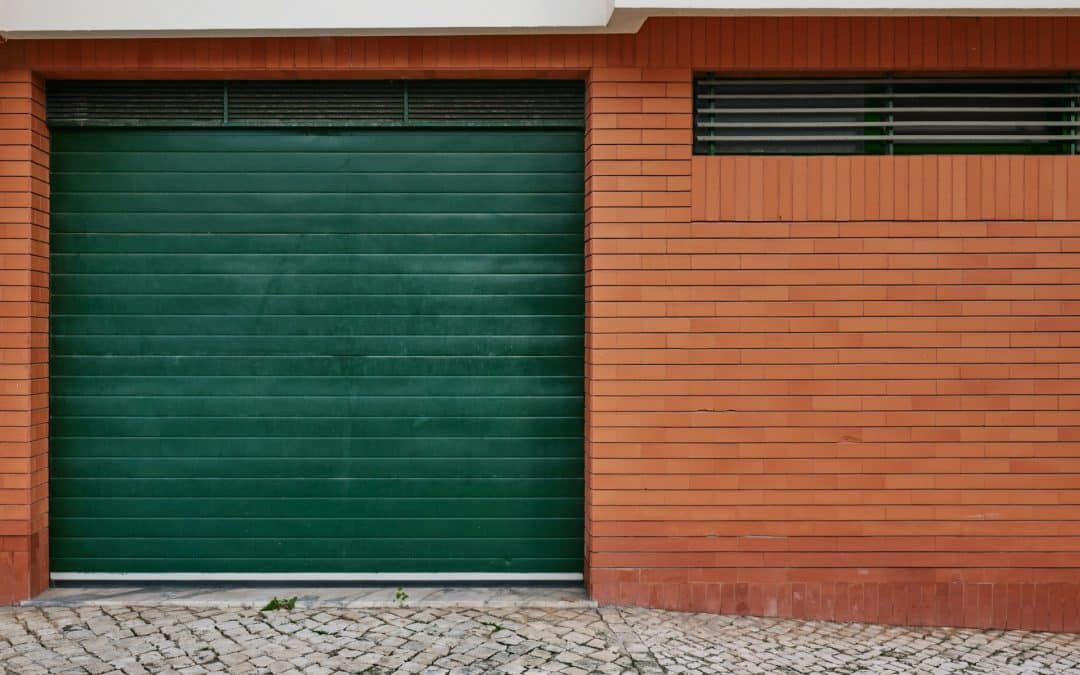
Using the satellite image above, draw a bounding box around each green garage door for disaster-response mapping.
[47,81,584,578]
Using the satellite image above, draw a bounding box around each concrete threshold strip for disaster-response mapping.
[23,585,597,610]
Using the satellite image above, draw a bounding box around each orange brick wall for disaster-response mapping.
[590,156,1080,630]
[583,19,1080,632]
[0,68,49,604]
[585,65,695,596]
[1,17,1079,628]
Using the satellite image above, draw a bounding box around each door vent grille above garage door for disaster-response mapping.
[406,80,585,121]
[47,80,585,127]
[227,81,405,122]
[45,81,226,124]
[694,76,1080,155]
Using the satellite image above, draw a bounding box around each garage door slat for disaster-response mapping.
[51,128,585,152]
[51,376,582,397]
[51,213,585,235]
[50,172,585,194]
[51,498,586,520]
[51,153,580,175]
[52,355,584,377]
[53,477,584,498]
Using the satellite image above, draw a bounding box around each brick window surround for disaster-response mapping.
[3,17,1080,630]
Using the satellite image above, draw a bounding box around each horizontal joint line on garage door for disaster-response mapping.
[51,572,584,582]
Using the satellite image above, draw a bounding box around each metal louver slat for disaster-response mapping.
[701,121,1080,128]
[698,107,1079,114]
[699,93,1078,99]
[694,76,1080,155]
[695,135,1080,142]
[697,77,1080,85]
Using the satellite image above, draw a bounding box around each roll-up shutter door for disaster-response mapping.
[47,81,585,578]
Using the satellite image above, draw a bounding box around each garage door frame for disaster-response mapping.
[45,79,588,583]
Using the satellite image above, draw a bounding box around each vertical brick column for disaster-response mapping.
[584,66,693,601]
[0,69,49,604]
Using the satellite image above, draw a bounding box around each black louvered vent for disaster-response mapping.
[46,81,225,125]
[694,76,1080,155]
[407,80,585,121]
[47,80,584,127]
[227,80,404,122]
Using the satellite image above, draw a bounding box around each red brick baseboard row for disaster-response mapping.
[592,579,1080,632]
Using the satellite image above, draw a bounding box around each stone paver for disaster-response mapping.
[1,603,1078,674]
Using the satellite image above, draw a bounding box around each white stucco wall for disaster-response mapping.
[3,0,1080,38]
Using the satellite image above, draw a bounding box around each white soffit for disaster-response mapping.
[621,0,1080,10]
[0,0,613,38]
[3,0,1080,39]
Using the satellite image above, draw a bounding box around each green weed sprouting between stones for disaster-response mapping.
[261,596,298,612]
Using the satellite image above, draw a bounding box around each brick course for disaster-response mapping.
[1,17,1079,629]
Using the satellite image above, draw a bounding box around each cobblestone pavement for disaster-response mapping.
[617,608,1080,674]
[2,603,1079,674]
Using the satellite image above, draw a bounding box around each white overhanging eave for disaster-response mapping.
[3,1,1080,39]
